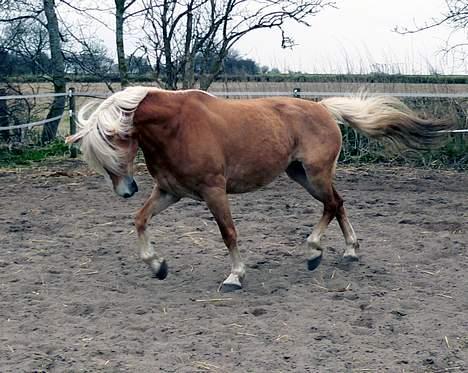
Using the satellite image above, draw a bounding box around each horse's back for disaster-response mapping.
[205,96,342,166]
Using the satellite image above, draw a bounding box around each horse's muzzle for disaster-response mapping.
[126,179,138,197]
[117,176,139,198]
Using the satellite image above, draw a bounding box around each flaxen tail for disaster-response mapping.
[320,95,453,150]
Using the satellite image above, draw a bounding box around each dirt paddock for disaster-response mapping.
[0,161,466,372]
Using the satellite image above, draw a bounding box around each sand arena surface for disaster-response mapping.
[0,161,466,372]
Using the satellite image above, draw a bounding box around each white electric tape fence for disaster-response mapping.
[0,90,467,133]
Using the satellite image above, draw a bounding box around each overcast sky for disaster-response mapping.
[234,0,467,74]
[95,0,466,75]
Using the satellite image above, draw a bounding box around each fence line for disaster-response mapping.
[73,93,109,99]
[212,91,468,98]
[74,91,468,99]
[0,114,64,131]
[0,88,467,136]
[0,92,68,100]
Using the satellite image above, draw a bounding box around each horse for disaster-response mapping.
[66,87,451,291]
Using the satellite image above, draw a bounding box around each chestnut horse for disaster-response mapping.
[66,87,450,290]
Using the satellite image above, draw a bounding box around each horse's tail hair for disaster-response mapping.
[320,95,454,150]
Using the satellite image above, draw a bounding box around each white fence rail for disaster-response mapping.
[71,91,468,99]
[212,91,468,98]
[1,88,467,138]
[0,114,65,131]
[0,92,68,100]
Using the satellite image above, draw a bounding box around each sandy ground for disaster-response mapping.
[0,161,467,372]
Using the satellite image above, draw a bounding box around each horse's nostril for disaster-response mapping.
[123,192,132,199]
[131,180,138,193]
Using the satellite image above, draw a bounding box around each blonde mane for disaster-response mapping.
[73,86,152,175]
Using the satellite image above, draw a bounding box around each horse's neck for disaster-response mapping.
[134,91,181,125]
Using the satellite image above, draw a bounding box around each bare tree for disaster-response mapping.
[115,0,143,87]
[0,20,50,143]
[0,0,66,143]
[0,19,51,75]
[42,0,66,143]
[142,0,334,90]
[396,0,467,65]
[63,35,115,90]
[60,0,148,88]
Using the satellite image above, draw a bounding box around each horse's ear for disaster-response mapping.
[65,132,83,144]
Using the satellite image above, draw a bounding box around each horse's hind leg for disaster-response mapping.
[286,162,338,269]
[286,161,359,268]
[335,195,359,261]
[200,184,245,291]
[134,186,180,279]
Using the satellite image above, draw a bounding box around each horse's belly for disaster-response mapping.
[225,162,287,194]
[224,138,292,193]
[226,178,274,193]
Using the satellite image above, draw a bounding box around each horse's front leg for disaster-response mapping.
[134,185,179,279]
[200,185,246,291]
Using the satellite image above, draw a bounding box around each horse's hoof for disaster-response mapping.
[307,254,322,271]
[338,255,358,271]
[342,254,359,263]
[152,259,168,280]
[221,273,243,292]
[221,282,242,292]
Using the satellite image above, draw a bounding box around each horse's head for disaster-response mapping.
[66,87,150,198]
[66,123,140,198]
[100,132,139,199]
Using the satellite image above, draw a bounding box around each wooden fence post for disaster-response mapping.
[0,88,9,142]
[68,87,77,158]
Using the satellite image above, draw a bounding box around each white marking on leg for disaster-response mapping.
[138,230,163,273]
[230,246,245,276]
[223,245,245,288]
[201,186,245,289]
[307,228,324,260]
[306,203,336,262]
[343,224,358,258]
[135,188,178,276]
[337,207,359,259]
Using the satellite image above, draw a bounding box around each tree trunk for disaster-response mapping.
[183,55,195,89]
[115,0,129,88]
[163,49,177,89]
[200,48,227,91]
[162,0,177,90]
[182,3,194,89]
[41,0,66,143]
